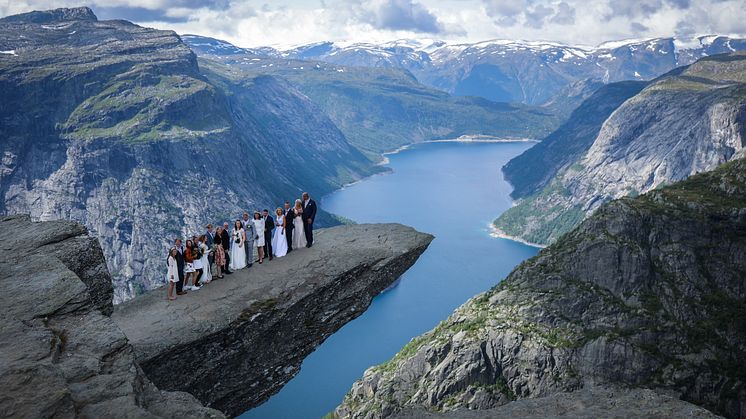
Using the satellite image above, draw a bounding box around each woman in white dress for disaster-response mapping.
[292,199,307,249]
[166,247,179,300]
[272,207,288,258]
[252,211,266,264]
[198,235,212,283]
[229,219,247,270]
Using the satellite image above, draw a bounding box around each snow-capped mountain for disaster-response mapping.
[271,36,746,104]
[181,34,746,105]
[181,34,279,57]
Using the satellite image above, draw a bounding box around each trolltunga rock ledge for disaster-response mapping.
[112,223,434,416]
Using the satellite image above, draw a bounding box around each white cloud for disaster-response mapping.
[1,0,745,48]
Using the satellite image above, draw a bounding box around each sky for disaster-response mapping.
[2,0,746,49]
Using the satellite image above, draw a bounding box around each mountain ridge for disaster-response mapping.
[234,34,746,105]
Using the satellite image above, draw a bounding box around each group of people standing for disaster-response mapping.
[165,193,317,300]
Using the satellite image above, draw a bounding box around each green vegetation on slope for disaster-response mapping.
[197,57,560,157]
[63,73,230,142]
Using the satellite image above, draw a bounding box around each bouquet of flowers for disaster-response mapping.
[193,246,203,259]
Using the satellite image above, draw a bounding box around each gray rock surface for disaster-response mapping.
[503,80,648,199]
[335,159,746,418]
[0,215,224,418]
[393,385,720,418]
[112,223,433,416]
[495,51,746,245]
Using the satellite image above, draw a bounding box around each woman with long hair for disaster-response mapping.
[292,199,307,249]
[198,234,212,284]
[184,240,199,290]
[166,247,179,300]
[230,219,247,270]
[252,211,266,264]
[213,226,225,279]
[192,237,204,288]
[272,207,288,258]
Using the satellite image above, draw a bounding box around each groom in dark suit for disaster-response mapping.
[221,222,232,274]
[174,238,187,295]
[302,192,317,247]
[284,201,294,252]
[262,209,274,261]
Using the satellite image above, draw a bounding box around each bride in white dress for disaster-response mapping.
[229,220,247,270]
[292,199,307,249]
[272,207,288,258]
[198,236,212,283]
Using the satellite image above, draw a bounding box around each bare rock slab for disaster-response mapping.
[112,223,433,416]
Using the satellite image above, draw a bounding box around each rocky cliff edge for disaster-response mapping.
[112,224,433,416]
[0,216,433,418]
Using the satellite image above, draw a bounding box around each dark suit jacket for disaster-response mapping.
[285,208,295,230]
[220,230,230,251]
[206,231,215,247]
[264,216,275,234]
[175,246,185,274]
[302,199,317,223]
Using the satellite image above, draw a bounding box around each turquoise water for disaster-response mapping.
[242,141,539,419]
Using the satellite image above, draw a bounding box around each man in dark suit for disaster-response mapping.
[301,192,317,247]
[262,209,274,261]
[284,201,294,252]
[221,222,233,274]
[174,238,187,295]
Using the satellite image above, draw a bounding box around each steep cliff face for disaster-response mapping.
[495,52,746,245]
[112,224,433,416]
[503,80,648,199]
[0,215,224,418]
[336,159,746,418]
[0,8,377,302]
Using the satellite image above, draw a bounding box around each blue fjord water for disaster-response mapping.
[242,141,540,419]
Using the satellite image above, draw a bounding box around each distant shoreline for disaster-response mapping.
[378,135,538,165]
[488,224,547,248]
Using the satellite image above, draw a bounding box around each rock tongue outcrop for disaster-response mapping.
[336,159,746,418]
[112,223,434,416]
[0,215,224,418]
